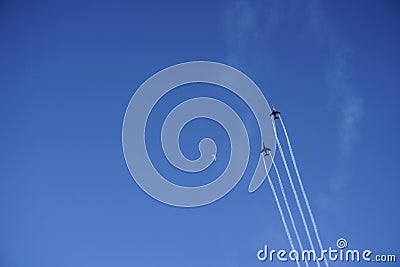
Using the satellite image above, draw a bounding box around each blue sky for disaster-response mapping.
[1,0,399,266]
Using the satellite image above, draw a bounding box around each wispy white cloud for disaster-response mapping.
[325,47,364,158]
[222,0,364,201]
[223,0,364,158]
[223,0,286,66]
[307,3,364,197]
[223,1,258,66]
[339,94,363,153]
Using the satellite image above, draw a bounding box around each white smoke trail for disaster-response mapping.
[271,158,309,267]
[272,121,321,267]
[279,118,329,267]
[262,157,301,267]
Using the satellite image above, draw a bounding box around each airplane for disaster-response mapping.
[260,142,271,156]
[211,153,217,162]
[269,105,281,120]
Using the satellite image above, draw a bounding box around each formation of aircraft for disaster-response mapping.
[260,105,281,156]
[269,105,281,120]
[212,105,280,159]
[260,142,271,156]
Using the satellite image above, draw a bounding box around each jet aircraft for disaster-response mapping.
[270,105,281,120]
[261,143,271,156]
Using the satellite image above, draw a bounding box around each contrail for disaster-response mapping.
[272,120,321,267]
[271,158,309,267]
[262,156,301,267]
[279,118,329,267]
